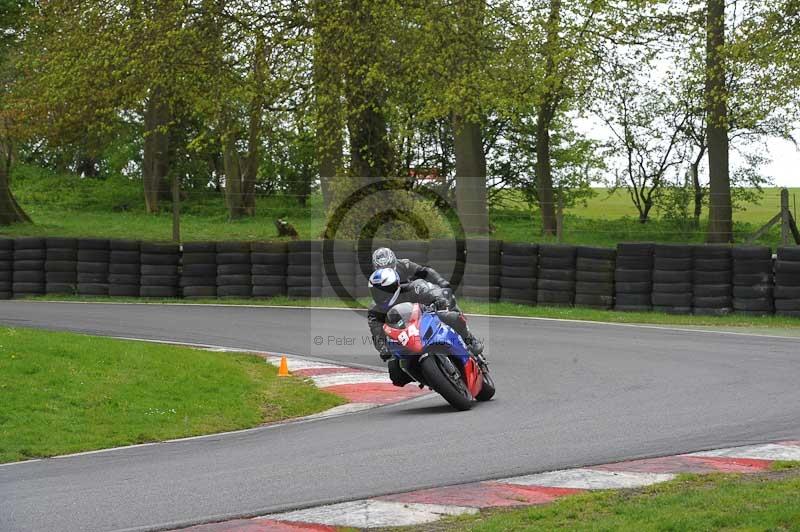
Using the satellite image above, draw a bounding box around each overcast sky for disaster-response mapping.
[764,135,800,187]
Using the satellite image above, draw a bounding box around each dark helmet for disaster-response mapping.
[369,268,401,309]
[372,247,397,270]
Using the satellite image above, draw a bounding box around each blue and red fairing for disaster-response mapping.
[383,303,484,398]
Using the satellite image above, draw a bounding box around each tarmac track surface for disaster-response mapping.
[1,301,799,532]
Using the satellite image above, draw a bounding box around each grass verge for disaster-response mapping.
[0,327,344,463]
[22,294,800,330]
[2,164,797,246]
[406,464,800,531]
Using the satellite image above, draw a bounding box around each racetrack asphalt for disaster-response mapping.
[1,301,799,532]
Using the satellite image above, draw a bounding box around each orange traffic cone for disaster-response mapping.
[277,356,290,377]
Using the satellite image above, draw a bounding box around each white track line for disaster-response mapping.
[689,443,800,461]
[265,499,477,528]
[500,468,675,490]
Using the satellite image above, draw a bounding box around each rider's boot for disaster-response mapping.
[464,333,484,356]
[387,358,413,387]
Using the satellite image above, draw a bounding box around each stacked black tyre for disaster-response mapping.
[692,246,733,316]
[651,244,693,314]
[355,240,378,299]
[13,237,46,298]
[180,242,217,299]
[216,242,252,298]
[537,245,576,307]
[45,237,77,295]
[77,238,110,296]
[732,246,774,316]
[499,243,537,305]
[108,240,141,297]
[575,246,615,309]
[427,238,466,296]
[462,239,501,301]
[140,243,180,298]
[0,239,12,299]
[614,243,653,312]
[774,247,800,318]
[321,240,356,299]
[251,242,287,298]
[287,241,322,298]
[393,240,429,266]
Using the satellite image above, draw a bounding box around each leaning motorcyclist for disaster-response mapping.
[367,268,484,387]
[371,246,462,312]
[372,247,450,288]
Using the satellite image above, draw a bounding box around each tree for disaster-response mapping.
[0,0,31,225]
[704,0,731,243]
[600,63,690,224]
[312,0,345,209]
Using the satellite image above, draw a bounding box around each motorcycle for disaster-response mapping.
[383,301,495,411]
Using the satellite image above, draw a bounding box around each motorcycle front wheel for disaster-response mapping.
[420,355,472,411]
[475,370,496,401]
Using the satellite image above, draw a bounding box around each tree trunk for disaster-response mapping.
[143,88,171,214]
[452,114,489,234]
[312,0,343,209]
[349,104,393,182]
[535,0,562,237]
[222,133,245,220]
[0,138,30,225]
[535,104,557,235]
[705,0,732,243]
[241,34,266,217]
[690,151,704,228]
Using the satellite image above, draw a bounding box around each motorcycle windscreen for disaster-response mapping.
[385,302,415,329]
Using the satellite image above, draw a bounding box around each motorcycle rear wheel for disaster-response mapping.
[420,355,472,411]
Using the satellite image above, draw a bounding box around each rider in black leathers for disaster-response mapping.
[367,268,483,387]
[372,247,449,287]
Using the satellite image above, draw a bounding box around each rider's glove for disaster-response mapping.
[434,297,449,311]
[375,337,392,361]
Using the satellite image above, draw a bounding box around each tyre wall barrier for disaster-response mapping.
[462,239,501,302]
[252,241,287,298]
[109,239,140,297]
[181,242,216,299]
[776,246,800,318]
[652,244,693,314]
[322,240,356,298]
[78,238,109,296]
[13,237,45,298]
[614,243,653,312]
[1,237,799,319]
[693,246,732,316]
[45,237,77,295]
[500,242,537,305]
[732,246,773,316]
[0,238,12,299]
[140,242,180,298]
[217,242,252,298]
[575,246,615,309]
[287,240,321,298]
[537,244,576,306]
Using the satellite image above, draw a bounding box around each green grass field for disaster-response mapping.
[0,327,344,463]
[2,165,798,246]
[413,465,800,532]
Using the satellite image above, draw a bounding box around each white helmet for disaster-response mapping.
[369,268,401,309]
